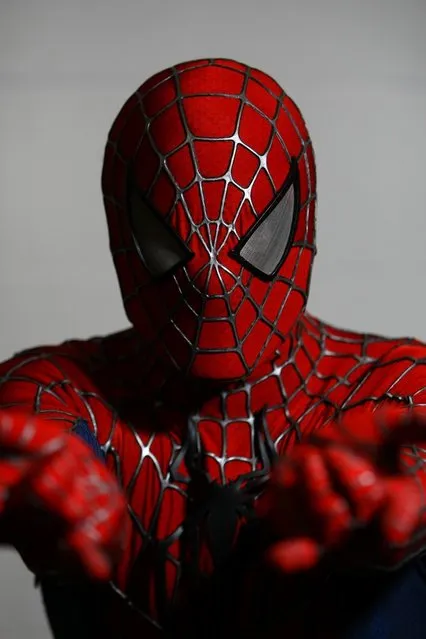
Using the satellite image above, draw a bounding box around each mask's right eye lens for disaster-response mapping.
[128,184,193,278]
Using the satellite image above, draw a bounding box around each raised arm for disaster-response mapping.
[258,343,426,572]
[0,347,127,580]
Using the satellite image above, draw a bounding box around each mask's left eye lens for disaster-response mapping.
[231,158,299,280]
[128,183,193,278]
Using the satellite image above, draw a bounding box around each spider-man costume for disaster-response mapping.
[2,58,426,638]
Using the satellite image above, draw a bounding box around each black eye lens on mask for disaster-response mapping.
[127,176,193,279]
[231,158,299,280]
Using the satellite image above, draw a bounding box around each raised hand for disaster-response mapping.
[0,411,127,580]
[258,407,426,572]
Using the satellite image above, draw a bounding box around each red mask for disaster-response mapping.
[101,59,317,380]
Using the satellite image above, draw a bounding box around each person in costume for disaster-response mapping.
[1,59,426,638]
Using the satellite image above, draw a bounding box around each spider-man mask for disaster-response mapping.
[102,59,317,381]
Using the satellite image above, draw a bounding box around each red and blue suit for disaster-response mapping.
[1,59,426,638]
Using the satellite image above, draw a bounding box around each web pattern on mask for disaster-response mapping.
[103,59,316,377]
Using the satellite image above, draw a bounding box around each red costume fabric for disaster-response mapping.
[1,59,426,637]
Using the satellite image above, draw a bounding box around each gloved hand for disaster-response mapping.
[258,407,426,572]
[0,411,127,581]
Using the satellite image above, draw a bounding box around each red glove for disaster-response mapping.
[0,411,127,580]
[258,407,426,572]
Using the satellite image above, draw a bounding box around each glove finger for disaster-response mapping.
[266,537,323,572]
[324,446,385,525]
[296,446,352,545]
[0,412,65,456]
[30,450,86,524]
[380,476,423,545]
[0,458,39,516]
[66,527,112,581]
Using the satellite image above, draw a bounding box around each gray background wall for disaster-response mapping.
[1,0,425,635]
